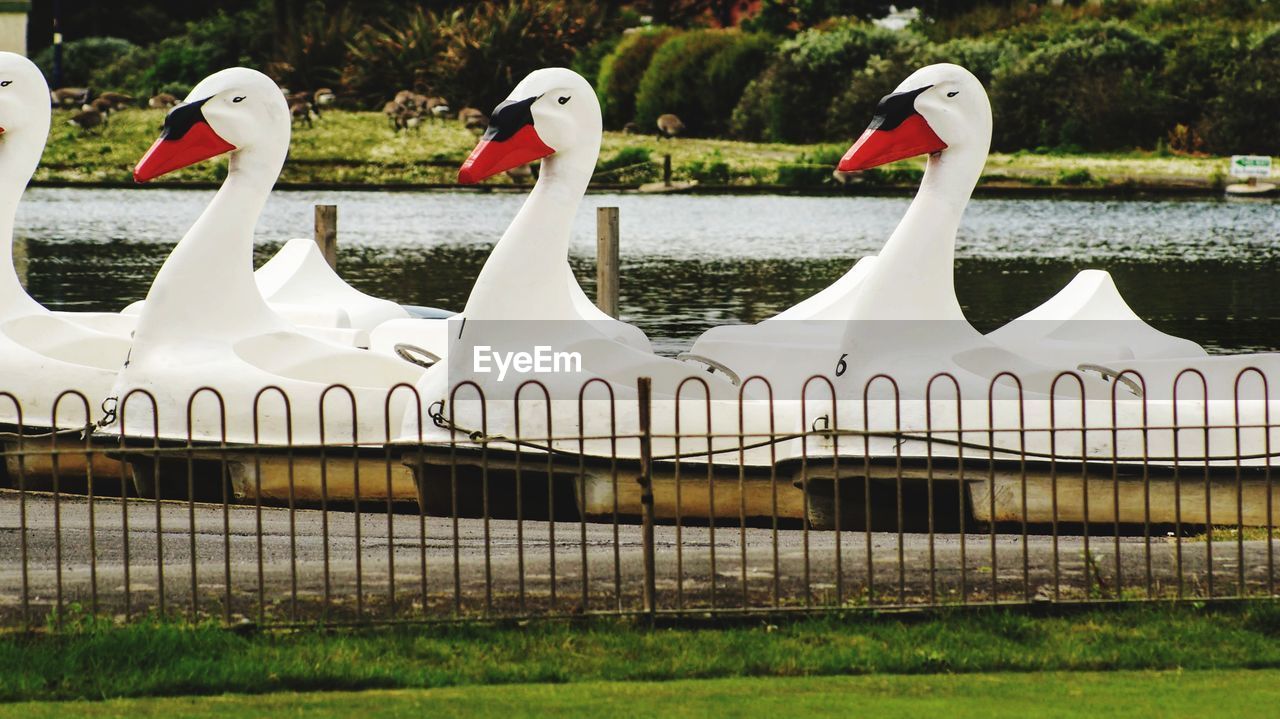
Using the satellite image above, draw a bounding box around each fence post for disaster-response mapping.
[314,204,338,269]
[596,206,619,318]
[637,376,656,620]
[662,154,672,187]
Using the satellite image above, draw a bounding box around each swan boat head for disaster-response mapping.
[0,52,51,173]
[839,63,991,174]
[135,67,289,182]
[458,67,601,185]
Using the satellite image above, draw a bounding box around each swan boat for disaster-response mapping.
[389,69,804,521]
[95,68,428,505]
[694,64,1279,528]
[0,55,450,492]
[0,53,133,488]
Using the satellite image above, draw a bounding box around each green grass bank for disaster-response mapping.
[4,670,1278,718]
[4,603,1280,703]
[38,109,1243,194]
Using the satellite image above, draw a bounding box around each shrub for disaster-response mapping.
[34,36,138,89]
[596,27,677,129]
[634,30,774,136]
[1199,26,1280,154]
[989,22,1169,151]
[432,0,608,111]
[1157,21,1247,132]
[776,163,831,187]
[91,9,269,98]
[922,36,1019,87]
[594,146,657,183]
[341,7,449,105]
[825,34,924,140]
[344,0,607,110]
[681,152,731,184]
[731,20,903,143]
[270,3,362,94]
[572,36,621,89]
[1056,167,1096,185]
[702,33,778,135]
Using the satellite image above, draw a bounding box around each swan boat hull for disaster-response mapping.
[110,438,420,506]
[399,441,808,523]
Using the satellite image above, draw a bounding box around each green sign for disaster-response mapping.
[1230,155,1272,178]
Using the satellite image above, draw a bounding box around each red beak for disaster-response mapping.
[838,115,945,172]
[134,99,236,183]
[837,86,946,173]
[458,124,553,185]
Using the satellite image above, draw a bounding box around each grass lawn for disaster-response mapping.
[3,669,1277,718]
[4,604,1280,704]
[38,108,1239,191]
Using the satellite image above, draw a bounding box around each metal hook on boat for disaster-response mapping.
[1077,363,1144,398]
[394,343,441,369]
[675,352,742,386]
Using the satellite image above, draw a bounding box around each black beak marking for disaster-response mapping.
[160,97,213,142]
[867,85,933,132]
[483,95,538,143]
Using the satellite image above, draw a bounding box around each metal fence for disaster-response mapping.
[1,368,1277,630]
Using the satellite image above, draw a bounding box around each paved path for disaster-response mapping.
[2,489,1276,622]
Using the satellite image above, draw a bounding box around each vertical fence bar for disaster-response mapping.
[596,207,619,319]
[637,377,656,620]
[314,204,338,269]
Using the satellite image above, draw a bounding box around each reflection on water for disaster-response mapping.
[17,188,1279,355]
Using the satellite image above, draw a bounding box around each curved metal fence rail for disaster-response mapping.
[0,369,1276,630]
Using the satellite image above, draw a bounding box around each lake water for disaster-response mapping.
[16,188,1279,355]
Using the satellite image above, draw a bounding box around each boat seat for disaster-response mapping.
[0,314,130,370]
[234,331,422,386]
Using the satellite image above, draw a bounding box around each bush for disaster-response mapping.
[1199,26,1280,154]
[596,27,677,129]
[1156,21,1245,132]
[91,9,269,98]
[572,36,621,89]
[343,0,607,110]
[341,7,449,105]
[34,36,138,89]
[922,36,1019,87]
[731,20,903,143]
[634,30,774,136]
[432,0,608,111]
[270,3,362,94]
[776,163,831,187]
[681,152,731,183]
[703,33,779,135]
[1056,167,1096,185]
[594,146,657,183]
[989,22,1169,151]
[824,35,923,140]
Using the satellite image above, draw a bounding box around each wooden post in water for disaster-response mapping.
[596,206,619,318]
[12,235,27,289]
[314,204,338,269]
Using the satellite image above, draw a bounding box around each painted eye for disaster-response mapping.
[0,81,11,87]
[557,96,570,105]
[946,91,959,98]
[232,96,246,103]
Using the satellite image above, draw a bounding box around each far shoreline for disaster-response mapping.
[28,177,1232,199]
